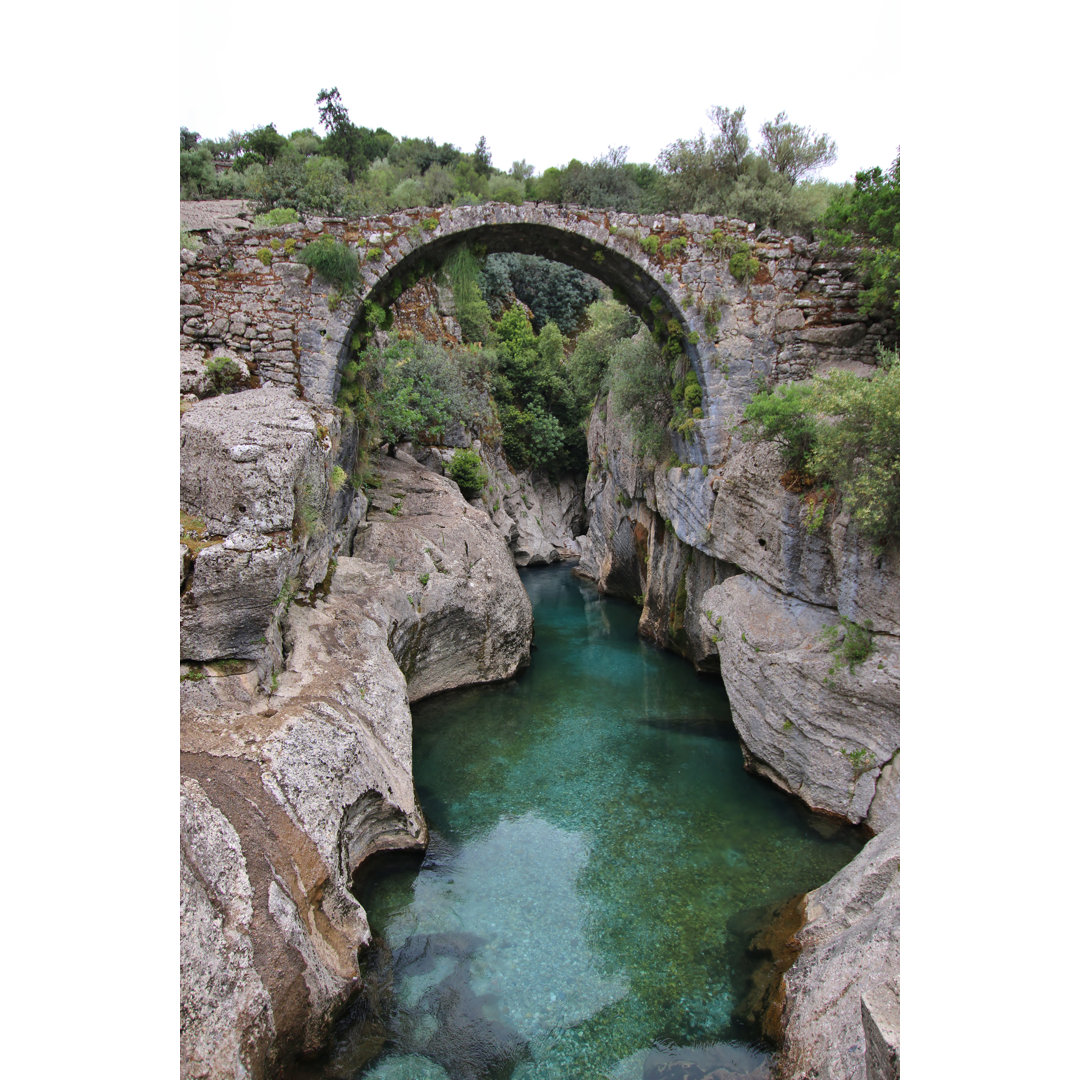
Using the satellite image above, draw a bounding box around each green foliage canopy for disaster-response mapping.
[181,97,866,242]
[481,253,603,335]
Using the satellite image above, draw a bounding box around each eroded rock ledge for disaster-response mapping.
[180,388,532,1080]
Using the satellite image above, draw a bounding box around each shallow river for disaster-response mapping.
[320,563,862,1080]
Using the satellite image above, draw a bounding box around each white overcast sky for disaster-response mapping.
[181,0,900,183]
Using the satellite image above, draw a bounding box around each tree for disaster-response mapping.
[759,112,837,184]
[316,87,350,135]
[706,105,749,177]
[180,146,219,198]
[315,87,368,181]
[234,124,287,171]
[472,136,493,177]
[180,127,200,151]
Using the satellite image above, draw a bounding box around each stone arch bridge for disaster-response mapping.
[180,201,892,458]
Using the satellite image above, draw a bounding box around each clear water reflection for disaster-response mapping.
[339,564,863,1079]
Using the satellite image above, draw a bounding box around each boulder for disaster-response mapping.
[351,453,533,700]
[180,387,339,661]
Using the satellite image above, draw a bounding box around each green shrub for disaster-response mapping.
[661,236,688,258]
[254,207,300,226]
[205,357,246,395]
[421,216,439,231]
[743,381,817,471]
[610,333,671,462]
[180,230,203,252]
[808,353,899,546]
[284,237,297,255]
[566,299,640,403]
[329,465,348,493]
[443,245,492,343]
[298,235,360,293]
[728,242,760,283]
[743,351,899,546]
[447,448,488,499]
[683,370,702,409]
[640,235,660,256]
[256,247,273,266]
[366,246,384,261]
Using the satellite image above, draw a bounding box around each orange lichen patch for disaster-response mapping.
[181,534,225,557]
[780,470,817,494]
[391,279,456,345]
[739,894,808,1044]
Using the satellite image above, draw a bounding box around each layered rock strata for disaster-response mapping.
[180,388,532,1080]
[416,442,586,566]
[578,393,899,830]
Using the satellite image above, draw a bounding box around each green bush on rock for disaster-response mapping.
[743,350,899,547]
[447,449,487,499]
[298,235,360,293]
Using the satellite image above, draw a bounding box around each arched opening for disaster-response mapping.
[337,218,702,404]
[321,215,709,474]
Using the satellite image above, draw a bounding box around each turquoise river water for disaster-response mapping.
[316,563,863,1080]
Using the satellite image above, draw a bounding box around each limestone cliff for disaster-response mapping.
[577,388,899,832]
[574,323,900,1075]
[180,388,532,1080]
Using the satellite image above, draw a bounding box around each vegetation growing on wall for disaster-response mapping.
[297,235,360,293]
[742,349,900,546]
[821,154,900,320]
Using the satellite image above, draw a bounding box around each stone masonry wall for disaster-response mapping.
[180,200,894,429]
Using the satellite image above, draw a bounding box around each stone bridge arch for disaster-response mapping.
[182,200,889,467]
[296,203,703,408]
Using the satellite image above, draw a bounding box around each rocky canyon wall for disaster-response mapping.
[180,386,533,1080]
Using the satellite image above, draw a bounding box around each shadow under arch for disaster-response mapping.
[332,215,701,402]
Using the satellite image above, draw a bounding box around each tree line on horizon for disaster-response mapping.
[182,90,875,240]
